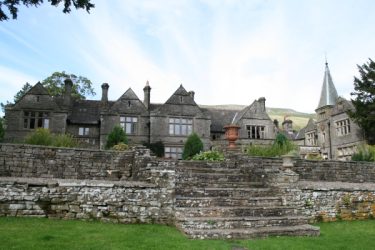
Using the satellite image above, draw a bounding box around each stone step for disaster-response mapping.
[182,224,320,239]
[177,215,309,230]
[176,181,265,189]
[176,172,262,184]
[175,206,297,218]
[175,196,282,208]
[175,187,274,197]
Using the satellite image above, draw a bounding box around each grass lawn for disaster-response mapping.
[0,217,374,250]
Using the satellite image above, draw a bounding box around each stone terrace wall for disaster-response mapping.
[0,144,152,181]
[298,181,375,222]
[293,159,375,183]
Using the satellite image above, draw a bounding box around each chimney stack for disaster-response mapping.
[258,97,266,112]
[101,83,109,104]
[143,80,151,110]
[64,79,73,106]
[188,91,195,100]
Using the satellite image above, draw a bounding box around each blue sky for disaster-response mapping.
[1,0,374,115]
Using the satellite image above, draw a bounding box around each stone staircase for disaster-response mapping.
[175,160,320,239]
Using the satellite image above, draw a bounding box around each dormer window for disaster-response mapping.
[36,96,40,102]
[180,96,183,103]
[128,101,131,107]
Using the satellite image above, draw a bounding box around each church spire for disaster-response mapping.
[316,61,339,110]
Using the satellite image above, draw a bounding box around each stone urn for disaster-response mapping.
[224,124,240,149]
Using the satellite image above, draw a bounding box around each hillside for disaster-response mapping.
[200,104,316,131]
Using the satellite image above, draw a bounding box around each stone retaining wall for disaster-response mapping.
[0,144,152,181]
[298,181,375,222]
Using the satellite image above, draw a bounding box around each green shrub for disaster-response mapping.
[306,153,323,160]
[352,144,375,162]
[143,141,164,157]
[53,133,79,148]
[25,128,54,146]
[106,126,128,149]
[192,150,225,161]
[246,133,296,157]
[25,128,79,148]
[111,142,129,151]
[182,133,203,160]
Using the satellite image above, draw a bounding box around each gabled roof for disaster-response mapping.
[233,98,271,124]
[331,97,354,116]
[110,88,147,114]
[27,82,49,96]
[153,85,205,117]
[317,62,339,110]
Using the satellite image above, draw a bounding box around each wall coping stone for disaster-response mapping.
[298,181,375,191]
[0,177,156,188]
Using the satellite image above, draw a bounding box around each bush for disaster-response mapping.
[352,144,375,162]
[192,150,225,161]
[53,133,79,148]
[246,133,296,157]
[25,128,79,148]
[111,142,129,151]
[182,133,203,160]
[143,141,164,157]
[106,126,128,149]
[25,128,54,146]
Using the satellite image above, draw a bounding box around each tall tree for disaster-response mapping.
[41,71,95,100]
[1,71,95,112]
[349,58,375,145]
[0,0,94,21]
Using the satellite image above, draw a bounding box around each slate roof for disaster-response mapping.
[295,118,316,140]
[233,99,271,123]
[110,88,147,114]
[204,108,237,132]
[317,62,339,110]
[153,85,206,117]
[68,100,101,124]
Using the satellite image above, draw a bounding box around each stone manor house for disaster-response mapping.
[4,62,365,160]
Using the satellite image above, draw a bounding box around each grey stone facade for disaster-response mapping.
[4,80,275,158]
[299,62,365,160]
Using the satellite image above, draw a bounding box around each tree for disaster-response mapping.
[0,0,94,21]
[349,58,375,145]
[106,126,128,149]
[182,133,203,160]
[41,71,95,100]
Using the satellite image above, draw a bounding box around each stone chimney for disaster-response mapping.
[64,79,73,106]
[101,83,109,104]
[143,80,151,110]
[188,91,195,100]
[258,97,266,112]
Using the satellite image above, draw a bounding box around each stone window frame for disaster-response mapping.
[165,146,183,159]
[23,111,50,130]
[306,131,317,146]
[78,127,90,136]
[168,117,193,136]
[246,125,265,139]
[335,118,351,136]
[120,116,138,135]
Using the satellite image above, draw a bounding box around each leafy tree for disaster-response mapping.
[0,0,94,21]
[106,126,128,149]
[182,133,203,160]
[41,71,95,100]
[349,58,375,145]
[1,71,95,112]
[0,117,4,142]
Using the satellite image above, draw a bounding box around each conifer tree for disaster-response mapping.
[182,133,203,160]
[349,58,375,144]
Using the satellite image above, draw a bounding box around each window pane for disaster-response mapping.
[187,125,192,135]
[37,118,43,128]
[85,128,90,135]
[133,117,137,122]
[126,117,132,122]
[44,119,49,129]
[120,117,125,122]
[79,127,84,135]
[24,119,28,128]
[30,118,35,129]
[126,123,132,134]
[175,125,181,135]
[169,124,174,135]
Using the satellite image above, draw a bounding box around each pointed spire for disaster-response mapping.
[317,61,339,110]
